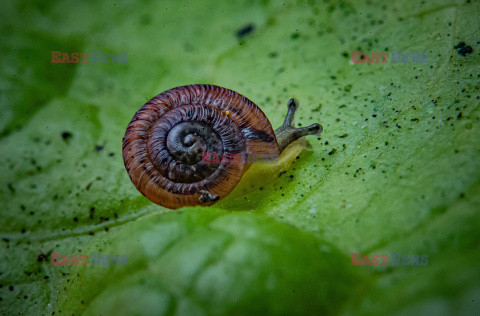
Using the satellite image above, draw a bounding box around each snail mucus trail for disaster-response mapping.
[122,85,323,209]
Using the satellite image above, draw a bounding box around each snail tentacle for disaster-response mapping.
[274,98,323,153]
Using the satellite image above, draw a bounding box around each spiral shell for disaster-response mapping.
[122,84,279,209]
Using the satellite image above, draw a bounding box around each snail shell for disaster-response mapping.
[122,84,279,209]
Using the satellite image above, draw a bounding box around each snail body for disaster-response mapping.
[123,84,322,209]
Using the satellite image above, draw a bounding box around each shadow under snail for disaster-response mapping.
[122,84,323,209]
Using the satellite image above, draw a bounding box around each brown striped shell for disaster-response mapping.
[122,84,279,209]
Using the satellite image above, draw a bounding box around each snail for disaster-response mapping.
[122,84,323,209]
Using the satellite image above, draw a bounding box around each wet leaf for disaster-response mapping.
[1,0,479,315]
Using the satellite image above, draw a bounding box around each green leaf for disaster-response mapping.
[56,210,363,315]
[1,0,479,315]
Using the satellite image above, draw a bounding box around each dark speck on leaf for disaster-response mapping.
[95,145,104,152]
[61,131,72,142]
[37,251,51,262]
[454,42,473,57]
[9,286,14,291]
[7,183,15,194]
[139,14,151,26]
[236,23,255,39]
[328,148,337,155]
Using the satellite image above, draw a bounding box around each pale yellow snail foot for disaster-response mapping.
[216,137,309,209]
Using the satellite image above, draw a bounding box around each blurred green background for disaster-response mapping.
[0,0,479,315]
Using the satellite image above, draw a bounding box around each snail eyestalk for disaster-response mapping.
[274,98,323,153]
